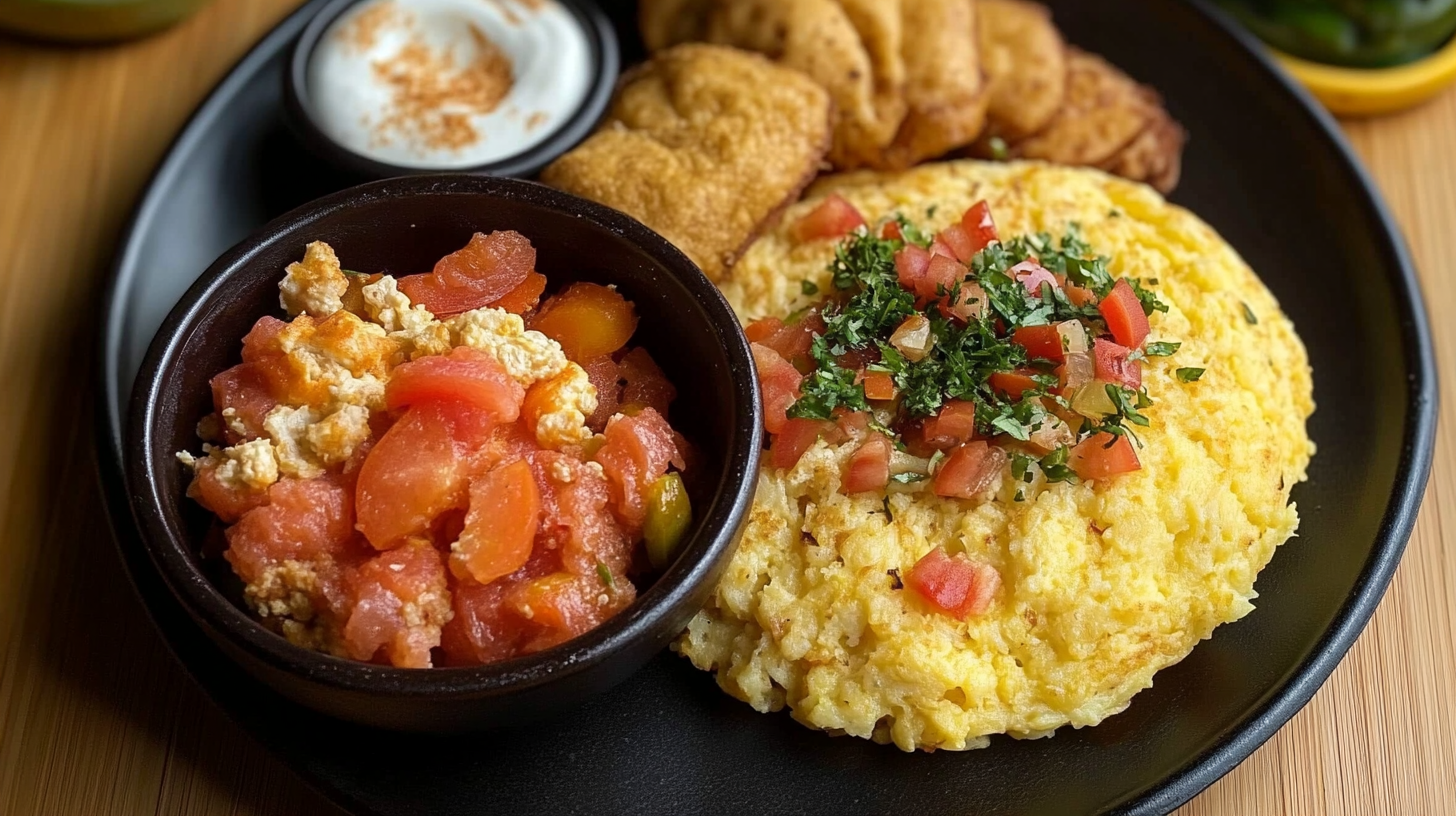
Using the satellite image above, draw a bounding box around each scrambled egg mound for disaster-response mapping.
[677,161,1315,751]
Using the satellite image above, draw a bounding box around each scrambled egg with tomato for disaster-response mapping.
[676,160,1315,751]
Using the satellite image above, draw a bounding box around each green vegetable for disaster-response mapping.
[596,562,614,589]
[644,473,692,569]
[801,280,820,296]
[1242,301,1259,325]
[1144,341,1181,357]
[1177,367,1206,383]
[1217,0,1456,68]
[988,137,1010,161]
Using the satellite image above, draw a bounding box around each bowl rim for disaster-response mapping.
[282,0,620,179]
[123,173,763,697]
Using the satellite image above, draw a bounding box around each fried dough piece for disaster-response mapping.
[1100,104,1187,194]
[701,0,907,170]
[977,0,1067,141]
[639,0,712,52]
[541,45,832,281]
[875,0,988,169]
[986,48,1158,167]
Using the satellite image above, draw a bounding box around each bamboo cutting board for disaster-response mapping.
[0,0,1451,812]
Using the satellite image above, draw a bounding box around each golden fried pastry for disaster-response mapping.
[1100,103,1187,194]
[875,0,989,169]
[700,0,907,170]
[639,0,712,52]
[541,45,832,281]
[977,0,1067,141]
[991,48,1158,167]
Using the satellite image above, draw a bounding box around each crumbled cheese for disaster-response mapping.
[446,308,569,387]
[264,405,326,479]
[177,450,199,469]
[185,438,280,492]
[279,241,349,317]
[361,275,435,334]
[529,363,597,448]
[305,405,372,465]
[221,407,247,438]
[327,372,386,413]
[274,311,396,411]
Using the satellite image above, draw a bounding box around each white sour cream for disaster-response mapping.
[306,0,594,169]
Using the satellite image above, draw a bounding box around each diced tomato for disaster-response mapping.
[449,460,540,586]
[836,410,871,437]
[593,408,677,534]
[440,579,534,666]
[939,280,988,323]
[862,370,896,401]
[791,194,866,242]
[744,316,784,345]
[240,316,288,362]
[989,369,1042,400]
[189,459,269,524]
[881,220,905,241]
[1093,338,1142,389]
[532,451,634,576]
[618,347,677,417]
[1099,279,1150,348]
[1012,324,1066,364]
[505,571,635,653]
[932,441,1008,500]
[385,346,524,421]
[746,307,823,363]
[919,254,965,300]
[344,539,450,667]
[531,282,638,363]
[922,400,979,449]
[771,418,838,469]
[937,224,977,262]
[491,270,547,315]
[224,476,360,583]
[930,235,958,259]
[750,343,802,435]
[889,242,929,294]
[581,355,620,431]
[1054,274,1097,307]
[1069,432,1141,481]
[842,434,892,494]
[397,231,536,317]
[960,201,998,254]
[1010,261,1058,296]
[210,362,278,444]
[355,400,496,550]
[905,546,1001,619]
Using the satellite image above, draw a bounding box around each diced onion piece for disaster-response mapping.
[890,315,935,362]
[1071,381,1119,419]
[1056,320,1089,354]
[1027,414,1075,453]
[1059,351,1095,394]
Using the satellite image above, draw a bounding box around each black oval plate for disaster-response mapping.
[98,1,1437,814]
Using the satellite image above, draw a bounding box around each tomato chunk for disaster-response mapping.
[895,245,932,293]
[921,400,978,449]
[451,460,540,586]
[355,400,496,549]
[385,346,524,421]
[960,201,998,254]
[593,408,678,534]
[492,270,547,315]
[344,539,450,667]
[842,434,892,494]
[398,231,536,317]
[771,418,839,470]
[932,441,1008,499]
[937,224,977,262]
[750,343,802,435]
[210,362,278,444]
[989,369,1042,400]
[791,194,866,242]
[919,254,965,300]
[224,476,360,583]
[618,347,677,417]
[1069,432,1142,481]
[881,220,905,241]
[746,307,823,364]
[581,355,620,431]
[1099,279,1150,348]
[906,546,1001,619]
[862,370,896,401]
[506,571,634,653]
[1011,324,1066,364]
[1093,338,1142,389]
[532,282,639,362]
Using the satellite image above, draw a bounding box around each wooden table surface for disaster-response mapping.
[1,0,1452,813]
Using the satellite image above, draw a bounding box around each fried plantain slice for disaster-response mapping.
[639,0,712,53]
[540,45,833,281]
[977,0,1067,141]
[1100,101,1187,194]
[873,0,988,170]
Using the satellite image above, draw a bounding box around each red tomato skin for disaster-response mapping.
[581,355,621,431]
[960,201,998,254]
[771,418,838,470]
[210,362,278,444]
[451,459,541,586]
[930,236,958,260]
[922,400,979,449]
[881,221,905,241]
[1069,432,1141,480]
[385,346,525,421]
[920,254,965,300]
[1010,261,1058,296]
[398,231,536,317]
[593,409,678,535]
[895,245,932,293]
[1093,338,1143,389]
[792,194,866,242]
[618,347,677,417]
[1012,324,1067,364]
[989,370,1042,400]
[492,271,547,315]
[932,441,1008,500]
[842,435,892,494]
[862,370,896,401]
[1099,279,1151,348]
[938,224,977,262]
[750,343,803,435]
[745,317,784,345]
[906,547,1001,619]
[1053,274,1097,307]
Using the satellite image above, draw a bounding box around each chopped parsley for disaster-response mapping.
[1241,301,1259,325]
[595,562,614,588]
[801,280,819,296]
[1176,367,1206,383]
[1144,341,1181,357]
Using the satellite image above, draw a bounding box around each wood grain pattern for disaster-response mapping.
[0,0,1450,812]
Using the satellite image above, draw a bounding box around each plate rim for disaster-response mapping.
[93,1,1440,814]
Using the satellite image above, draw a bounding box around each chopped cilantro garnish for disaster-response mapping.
[801,280,819,296]
[1144,341,1181,357]
[891,472,926,484]
[1177,367,1206,382]
[988,137,1010,161]
[596,562,613,588]
[1241,302,1259,325]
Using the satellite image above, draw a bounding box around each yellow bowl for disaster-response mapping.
[1272,34,1456,117]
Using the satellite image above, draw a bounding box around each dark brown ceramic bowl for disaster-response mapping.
[124,174,762,732]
